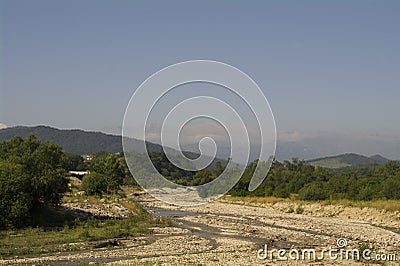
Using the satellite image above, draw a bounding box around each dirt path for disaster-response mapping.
[1,194,399,265]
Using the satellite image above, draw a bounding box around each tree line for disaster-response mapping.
[1,135,399,228]
[126,151,400,201]
[229,158,400,201]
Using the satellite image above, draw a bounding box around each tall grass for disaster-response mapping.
[221,195,400,212]
[322,199,400,212]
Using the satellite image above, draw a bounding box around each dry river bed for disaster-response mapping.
[1,194,400,265]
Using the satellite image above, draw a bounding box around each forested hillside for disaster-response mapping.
[0,126,172,155]
[307,153,390,169]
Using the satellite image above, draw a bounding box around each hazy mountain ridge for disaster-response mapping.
[0,126,396,168]
[0,125,160,155]
[275,132,400,161]
[306,153,390,169]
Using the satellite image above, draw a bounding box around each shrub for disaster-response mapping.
[80,173,108,196]
[0,135,68,228]
[0,162,32,228]
[297,182,327,201]
[296,205,304,214]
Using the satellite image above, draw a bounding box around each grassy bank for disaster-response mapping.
[221,195,400,212]
[1,214,145,257]
[0,189,171,259]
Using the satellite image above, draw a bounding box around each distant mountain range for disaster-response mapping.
[306,153,390,169]
[0,126,396,168]
[275,131,400,161]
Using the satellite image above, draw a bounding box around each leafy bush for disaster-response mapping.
[80,153,126,196]
[0,162,32,227]
[80,173,109,196]
[0,135,68,228]
[297,182,327,200]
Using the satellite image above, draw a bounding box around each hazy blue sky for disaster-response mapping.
[1,0,399,141]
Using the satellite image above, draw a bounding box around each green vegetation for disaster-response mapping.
[0,135,69,228]
[0,206,171,258]
[308,157,352,169]
[0,125,124,155]
[80,152,130,196]
[0,125,174,156]
[65,152,87,170]
[229,159,400,201]
[0,135,169,259]
[307,153,389,169]
[124,149,400,202]
[144,151,224,186]
[1,132,400,259]
[6,128,397,204]
[0,134,168,227]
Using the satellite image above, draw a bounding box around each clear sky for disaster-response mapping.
[1,0,399,143]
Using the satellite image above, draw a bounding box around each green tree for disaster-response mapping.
[382,177,400,199]
[30,141,69,204]
[80,172,109,196]
[0,135,69,228]
[297,182,326,200]
[190,169,213,186]
[65,153,87,171]
[385,161,400,176]
[0,161,32,228]
[83,152,126,195]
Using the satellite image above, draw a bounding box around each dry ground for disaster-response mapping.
[1,193,399,265]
